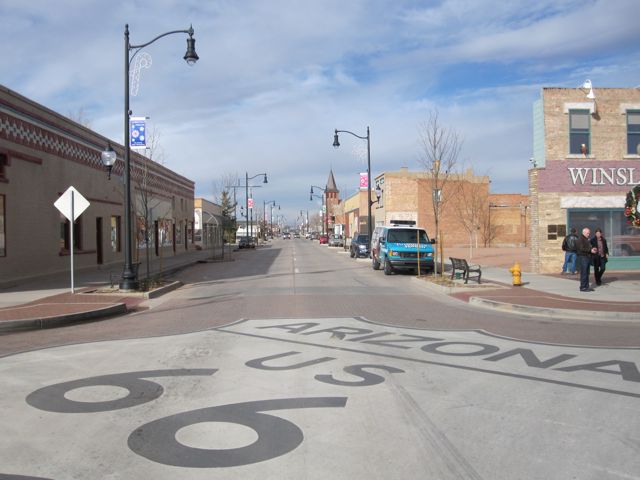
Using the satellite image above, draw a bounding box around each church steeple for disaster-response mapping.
[326,169,338,194]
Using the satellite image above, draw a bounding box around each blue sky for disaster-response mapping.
[1,0,639,225]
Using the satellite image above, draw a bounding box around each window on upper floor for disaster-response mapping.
[569,109,590,155]
[627,110,640,155]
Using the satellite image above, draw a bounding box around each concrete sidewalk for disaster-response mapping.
[433,246,640,321]
[0,248,227,331]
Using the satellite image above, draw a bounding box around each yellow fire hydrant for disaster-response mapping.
[509,262,522,286]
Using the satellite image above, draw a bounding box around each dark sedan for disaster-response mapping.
[350,234,370,258]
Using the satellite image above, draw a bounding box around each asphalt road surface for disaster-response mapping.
[1,239,639,479]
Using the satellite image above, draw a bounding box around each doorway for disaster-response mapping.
[96,217,103,265]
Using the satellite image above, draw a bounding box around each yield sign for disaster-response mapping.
[54,186,90,221]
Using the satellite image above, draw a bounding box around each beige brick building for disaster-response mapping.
[0,85,195,286]
[529,87,640,273]
[332,166,527,249]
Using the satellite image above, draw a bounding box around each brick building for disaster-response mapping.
[374,167,493,247]
[529,87,640,273]
[0,85,195,286]
[332,166,527,248]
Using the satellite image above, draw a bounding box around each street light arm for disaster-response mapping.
[335,129,368,141]
[130,26,194,50]
[128,25,198,66]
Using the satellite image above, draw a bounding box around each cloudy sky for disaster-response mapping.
[1,0,639,225]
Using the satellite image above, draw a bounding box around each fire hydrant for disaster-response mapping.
[509,262,522,286]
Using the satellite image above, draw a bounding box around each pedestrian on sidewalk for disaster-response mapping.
[590,227,609,286]
[576,227,597,292]
[561,227,578,274]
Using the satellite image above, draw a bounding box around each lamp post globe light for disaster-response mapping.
[333,127,372,243]
[105,24,199,291]
[245,172,268,244]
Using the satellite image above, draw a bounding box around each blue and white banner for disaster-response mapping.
[130,117,146,149]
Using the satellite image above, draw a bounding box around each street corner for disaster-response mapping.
[1,317,639,478]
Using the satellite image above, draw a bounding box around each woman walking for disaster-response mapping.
[590,228,609,286]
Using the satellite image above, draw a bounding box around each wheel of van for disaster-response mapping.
[372,255,380,270]
[384,258,393,275]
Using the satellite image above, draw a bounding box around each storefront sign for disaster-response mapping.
[538,161,640,192]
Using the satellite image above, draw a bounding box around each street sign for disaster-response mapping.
[54,187,90,293]
[54,186,90,221]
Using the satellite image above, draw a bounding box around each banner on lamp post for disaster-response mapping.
[130,117,147,149]
[359,172,368,190]
[248,198,254,209]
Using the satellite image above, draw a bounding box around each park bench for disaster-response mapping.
[449,257,482,284]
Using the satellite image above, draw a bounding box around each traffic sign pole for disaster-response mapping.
[70,190,74,293]
[54,186,90,294]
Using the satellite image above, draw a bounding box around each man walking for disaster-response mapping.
[576,227,597,292]
[561,227,578,274]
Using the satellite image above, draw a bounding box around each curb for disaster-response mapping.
[469,296,640,322]
[144,281,183,299]
[0,303,127,333]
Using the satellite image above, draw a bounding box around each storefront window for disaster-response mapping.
[111,216,121,252]
[627,110,640,155]
[569,110,590,154]
[0,194,5,256]
[568,209,640,257]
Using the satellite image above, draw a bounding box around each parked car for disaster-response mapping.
[318,234,329,244]
[350,234,370,258]
[328,234,344,247]
[371,221,435,275]
[238,237,256,249]
[294,232,301,238]
[613,227,640,256]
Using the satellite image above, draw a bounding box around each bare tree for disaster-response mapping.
[417,110,463,274]
[452,171,489,258]
[479,204,498,247]
[133,128,170,286]
[212,172,240,204]
[67,107,92,128]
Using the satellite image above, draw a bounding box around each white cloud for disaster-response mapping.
[1,0,639,224]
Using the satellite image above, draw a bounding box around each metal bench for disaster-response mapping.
[449,257,482,284]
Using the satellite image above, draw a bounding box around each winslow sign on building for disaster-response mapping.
[537,161,640,192]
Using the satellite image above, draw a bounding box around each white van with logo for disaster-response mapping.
[371,221,436,275]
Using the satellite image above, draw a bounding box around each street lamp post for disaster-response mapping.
[115,24,199,291]
[310,185,326,235]
[333,127,372,243]
[246,172,268,244]
[264,200,277,239]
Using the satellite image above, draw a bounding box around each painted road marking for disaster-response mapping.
[1,317,638,479]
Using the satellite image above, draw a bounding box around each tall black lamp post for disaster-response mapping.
[333,127,372,243]
[264,200,277,239]
[310,185,326,235]
[246,172,268,242]
[109,24,199,291]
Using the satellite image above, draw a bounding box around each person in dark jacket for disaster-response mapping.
[576,227,597,292]
[561,228,578,274]
[590,227,609,286]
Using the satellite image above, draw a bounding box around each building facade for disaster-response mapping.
[374,167,494,247]
[0,85,195,286]
[194,198,224,249]
[529,87,640,273]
